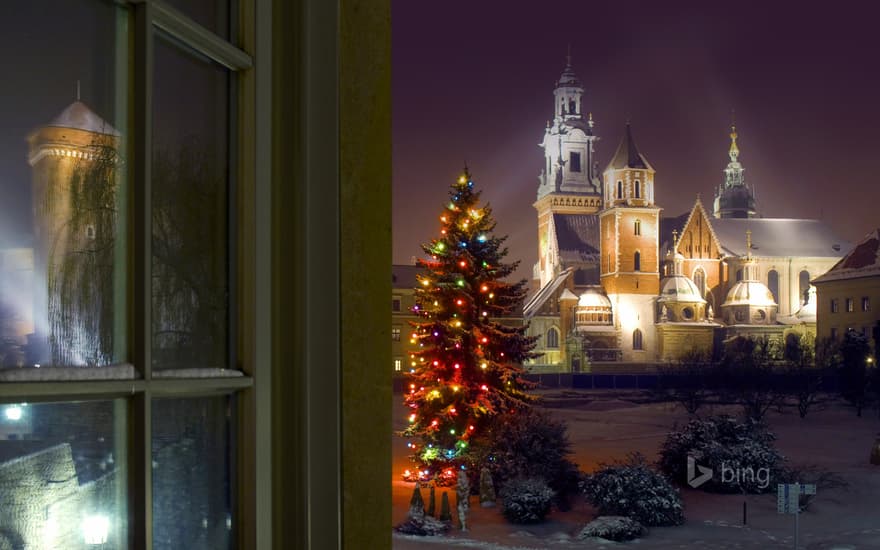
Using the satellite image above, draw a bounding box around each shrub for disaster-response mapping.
[472,408,581,509]
[658,415,783,493]
[499,477,555,524]
[577,516,646,542]
[582,453,683,527]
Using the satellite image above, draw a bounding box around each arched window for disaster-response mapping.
[617,180,623,199]
[767,270,779,304]
[693,267,705,297]
[632,329,643,350]
[546,327,559,349]
[634,251,641,271]
[634,219,641,236]
[735,268,743,282]
[634,180,641,198]
[799,270,811,304]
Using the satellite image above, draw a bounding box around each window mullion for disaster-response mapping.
[132,3,154,549]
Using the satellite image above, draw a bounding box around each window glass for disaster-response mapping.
[165,0,233,41]
[569,151,581,172]
[0,0,129,370]
[152,396,232,550]
[0,399,127,548]
[767,270,779,304]
[152,35,231,371]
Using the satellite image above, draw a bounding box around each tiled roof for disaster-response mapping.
[813,229,880,283]
[709,218,850,258]
[553,213,600,261]
[606,124,653,171]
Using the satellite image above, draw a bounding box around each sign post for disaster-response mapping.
[777,483,816,550]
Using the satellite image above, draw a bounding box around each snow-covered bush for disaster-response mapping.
[499,477,555,524]
[472,408,581,509]
[577,516,646,542]
[393,515,450,536]
[659,415,784,493]
[582,453,683,526]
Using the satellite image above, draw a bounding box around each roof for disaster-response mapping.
[392,264,422,289]
[524,267,573,318]
[605,124,653,171]
[813,229,880,283]
[723,280,777,307]
[556,60,581,87]
[709,218,850,258]
[659,275,706,304]
[553,213,600,263]
[48,101,120,136]
[658,212,691,256]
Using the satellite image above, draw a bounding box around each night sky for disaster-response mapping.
[393,0,880,282]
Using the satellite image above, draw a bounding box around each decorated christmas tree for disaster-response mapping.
[402,168,538,482]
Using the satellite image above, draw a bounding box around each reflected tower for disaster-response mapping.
[27,101,120,365]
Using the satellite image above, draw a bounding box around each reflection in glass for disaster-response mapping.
[0,1,128,369]
[152,396,232,549]
[165,0,233,41]
[0,400,127,548]
[152,36,230,371]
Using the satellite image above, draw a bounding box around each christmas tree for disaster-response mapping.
[403,168,537,481]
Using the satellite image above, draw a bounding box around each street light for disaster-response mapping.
[4,405,22,421]
[83,514,109,548]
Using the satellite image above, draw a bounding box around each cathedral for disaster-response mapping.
[523,59,851,370]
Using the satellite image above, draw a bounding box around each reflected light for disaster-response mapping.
[82,514,110,545]
[4,405,22,421]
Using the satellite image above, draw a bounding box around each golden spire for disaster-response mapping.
[729,123,739,162]
[672,229,679,251]
[745,229,752,260]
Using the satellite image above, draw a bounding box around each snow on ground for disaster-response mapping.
[392,390,880,549]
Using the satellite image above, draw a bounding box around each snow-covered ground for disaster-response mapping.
[392,390,880,549]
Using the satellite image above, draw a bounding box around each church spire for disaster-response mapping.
[728,123,739,163]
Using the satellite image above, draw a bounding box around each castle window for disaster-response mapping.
[617,180,623,199]
[391,328,400,341]
[846,298,854,312]
[394,359,402,372]
[634,251,641,271]
[634,180,641,198]
[632,329,643,350]
[736,268,743,282]
[546,327,559,349]
[831,299,839,313]
[862,297,870,312]
[392,297,401,312]
[693,267,705,297]
[830,327,838,340]
[799,270,811,303]
[634,219,641,236]
[570,151,581,172]
[86,224,96,240]
[682,307,694,320]
[767,270,779,304]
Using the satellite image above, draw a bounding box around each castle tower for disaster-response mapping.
[713,124,758,218]
[27,101,121,365]
[533,55,603,289]
[599,124,661,361]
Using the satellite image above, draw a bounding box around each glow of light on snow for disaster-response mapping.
[4,405,22,421]
[82,514,110,545]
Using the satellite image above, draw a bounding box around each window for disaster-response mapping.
[632,329,643,350]
[846,298,854,312]
[570,151,581,172]
[392,297,401,311]
[391,327,401,341]
[617,180,623,199]
[693,267,706,297]
[799,270,811,304]
[546,327,559,348]
[831,299,839,313]
[634,251,641,271]
[634,180,641,198]
[394,358,402,371]
[634,219,641,236]
[830,327,838,340]
[767,270,779,304]
[0,3,263,548]
[863,297,870,312]
[736,268,743,282]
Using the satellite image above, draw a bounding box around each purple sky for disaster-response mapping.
[393,0,880,282]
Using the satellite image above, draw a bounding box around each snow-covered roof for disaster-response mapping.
[813,229,880,283]
[659,275,706,304]
[723,280,777,307]
[553,213,600,263]
[709,218,850,258]
[605,124,653,171]
[524,267,573,318]
[577,286,612,309]
[48,101,120,136]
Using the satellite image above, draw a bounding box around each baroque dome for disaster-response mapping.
[723,280,776,307]
[659,275,705,304]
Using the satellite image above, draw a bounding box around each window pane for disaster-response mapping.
[165,0,233,41]
[152,35,231,371]
[0,1,129,370]
[152,396,232,550]
[0,399,127,548]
